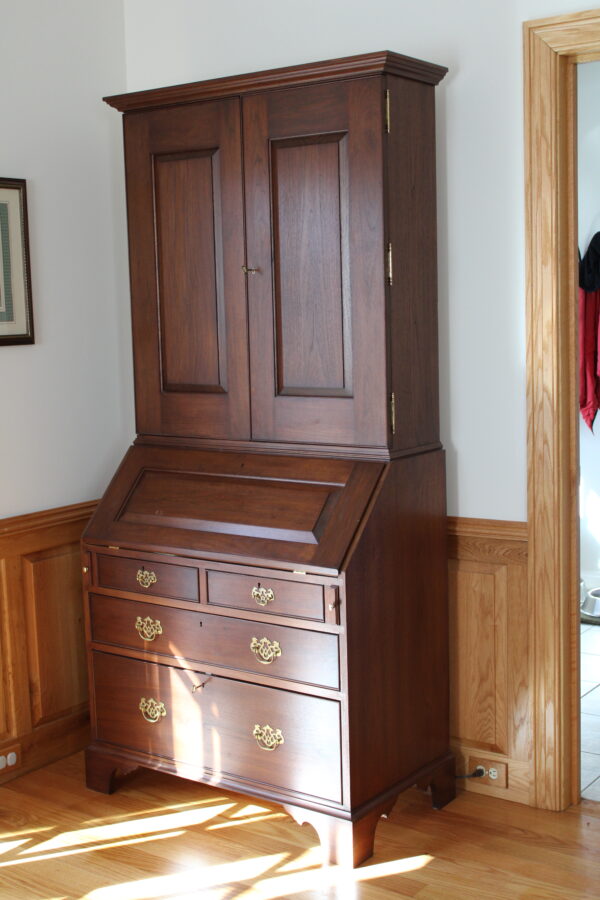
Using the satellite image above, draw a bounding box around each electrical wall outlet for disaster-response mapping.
[0,744,21,773]
[467,756,508,788]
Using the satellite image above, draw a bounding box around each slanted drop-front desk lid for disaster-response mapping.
[84,445,385,575]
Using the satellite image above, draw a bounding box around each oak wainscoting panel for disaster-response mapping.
[0,501,95,784]
[448,517,532,804]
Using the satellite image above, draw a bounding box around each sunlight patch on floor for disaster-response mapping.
[275,846,323,872]
[81,796,229,826]
[234,854,434,899]
[229,804,271,818]
[207,812,286,831]
[82,853,288,900]
[0,825,52,840]
[25,803,234,852]
[0,830,184,867]
[0,837,31,856]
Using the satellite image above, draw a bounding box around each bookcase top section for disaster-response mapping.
[104,50,447,113]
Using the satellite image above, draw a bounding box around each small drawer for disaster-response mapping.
[92,651,342,803]
[207,570,324,620]
[96,554,198,602]
[89,595,339,689]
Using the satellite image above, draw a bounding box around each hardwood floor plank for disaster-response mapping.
[1,754,600,899]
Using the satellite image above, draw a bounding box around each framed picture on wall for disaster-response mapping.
[0,178,34,345]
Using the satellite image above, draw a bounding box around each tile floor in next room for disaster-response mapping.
[581,622,600,798]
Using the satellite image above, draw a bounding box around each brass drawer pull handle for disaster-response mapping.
[251,585,274,607]
[136,568,157,589]
[250,636,282,664]
[139,697,166,723]
[135,616,163,642]
[253,723,284,751]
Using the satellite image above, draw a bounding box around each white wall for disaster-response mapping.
[578,59,600,589]
[120,0,595,521]
[0,0,133,519]
[2,1,594,523]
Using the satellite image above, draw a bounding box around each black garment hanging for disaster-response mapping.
[580,231,600,290]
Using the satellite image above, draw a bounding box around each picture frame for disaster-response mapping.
[0,178,34,345]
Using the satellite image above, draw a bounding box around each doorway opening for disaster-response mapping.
[578,58,600,800]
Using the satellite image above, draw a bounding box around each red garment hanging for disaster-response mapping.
[579,285,600,430]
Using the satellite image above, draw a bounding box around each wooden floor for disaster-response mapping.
[1,755,600,899]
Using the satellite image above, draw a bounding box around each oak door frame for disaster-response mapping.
[524,8,600,810]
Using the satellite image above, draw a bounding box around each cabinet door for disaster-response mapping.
[243,78,388,448]
[124,99,250,439]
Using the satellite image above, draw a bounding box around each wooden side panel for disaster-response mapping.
[0,501,94,784]
[23,545,88,727]
[448,517,531,805]
[344,451,449,807]
[386,74,440,450]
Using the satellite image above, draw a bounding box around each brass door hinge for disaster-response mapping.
[386,242,393,286]
[390,392,396,435]
[384,89,391,133]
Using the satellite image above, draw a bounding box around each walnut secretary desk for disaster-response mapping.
[81,50,454,867]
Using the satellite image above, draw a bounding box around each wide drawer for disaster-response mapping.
[207,570,324,620]
[89,595,339,689]
[96,554,199,602]
[92,651,342,803]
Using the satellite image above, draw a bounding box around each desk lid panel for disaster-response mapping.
[84,445,384,574]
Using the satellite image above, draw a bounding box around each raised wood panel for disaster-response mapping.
[154,150,225,393]
[271,133,351,396]
[449,562,507,752]
[0,552,32,743]
[23,544,88,727]
[0,501,95,783]
[448,517,531,805]
[84,444,383,573]
[0,560,12,739]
